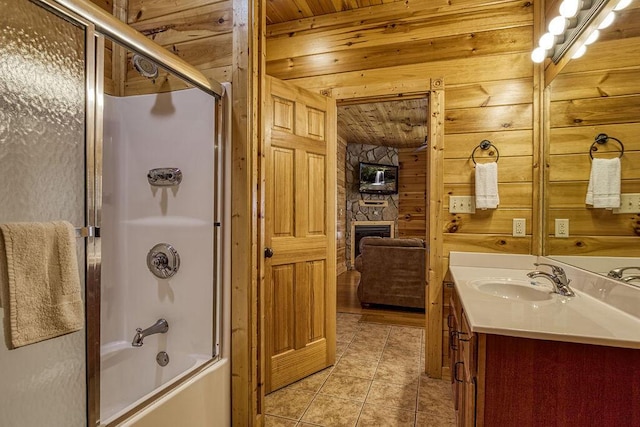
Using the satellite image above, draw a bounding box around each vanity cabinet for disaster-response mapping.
[449,286,640,426]
[449,289,476,427]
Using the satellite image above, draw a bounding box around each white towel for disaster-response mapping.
[585,158,621,208]
[475,162,499,209]
[0,221,84,349]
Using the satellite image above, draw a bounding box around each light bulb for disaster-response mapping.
[539,32,556,50]
[585,30,600,45]
[559,0,580,17]
[548,16,568,35]
[614,0,632,10]
[572,44,587,59]
[531,47,548,63]
[598,12,615,29]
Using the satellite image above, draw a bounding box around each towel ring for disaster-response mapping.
[589,133,624,160]
[471,140,500,165]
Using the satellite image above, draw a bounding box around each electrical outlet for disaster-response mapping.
[449,196,476,214]
[555,219,569,238]
[513,218,526,237]
[613,193,640,214]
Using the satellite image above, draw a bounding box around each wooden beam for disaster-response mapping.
[266,26,532,80]
[231,0,260,424]
[426,77,444,379]
[266,1,532,62]
[266,0,522,37]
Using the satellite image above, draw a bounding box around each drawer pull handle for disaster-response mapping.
[454,361,464,383]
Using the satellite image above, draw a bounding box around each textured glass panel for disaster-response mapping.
[0,0,86,426]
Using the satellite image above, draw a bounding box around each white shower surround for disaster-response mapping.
[101,88,221,424]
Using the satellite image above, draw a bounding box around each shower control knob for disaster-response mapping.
[264,247,274,258]
[147,243,180,279]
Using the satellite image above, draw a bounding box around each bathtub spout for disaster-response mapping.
[132,318,169,347]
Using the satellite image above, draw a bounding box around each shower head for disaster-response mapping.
[132,54,159,79]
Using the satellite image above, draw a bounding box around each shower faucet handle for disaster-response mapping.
[147,167,182,187]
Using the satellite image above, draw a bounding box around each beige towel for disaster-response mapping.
[0,221,84,349]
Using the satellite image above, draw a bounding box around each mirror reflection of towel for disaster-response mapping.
[0,221,84,350]
[585,158,621,209]
[475,162,499,209]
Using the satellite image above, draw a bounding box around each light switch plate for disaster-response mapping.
[555,219,569,238]
[613,193,640,214]
[513,218,526,237]
[449,196,475,214]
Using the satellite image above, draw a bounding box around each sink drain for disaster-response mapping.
[156,351,170,367]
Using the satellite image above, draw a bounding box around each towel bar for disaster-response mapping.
[471,140,500,165]
[74,226,100,238]
[589,133,624,159]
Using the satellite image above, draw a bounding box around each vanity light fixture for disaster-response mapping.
[531,0,633,64]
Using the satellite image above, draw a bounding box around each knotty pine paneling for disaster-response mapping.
[337,134,347,275]
[123,0,233,95]
[546,4,640,257]
[398,148,427,239]
[267,0,535,377]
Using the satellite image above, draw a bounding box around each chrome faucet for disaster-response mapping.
[607,267,640,279]
[621,275,640,284]
[132,318,169,347]
[527,263,575,297]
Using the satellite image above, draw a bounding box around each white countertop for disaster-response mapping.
[449,252,640,349]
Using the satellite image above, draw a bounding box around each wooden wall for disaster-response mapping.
[337,133,348,275]
[546,2,640,256]
[122,0,233,95]
[398,148,427,239]
[266,0,536,375]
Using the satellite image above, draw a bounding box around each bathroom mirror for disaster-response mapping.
[543,1,640,279]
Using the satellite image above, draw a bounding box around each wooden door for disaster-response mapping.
[264,76,337,393]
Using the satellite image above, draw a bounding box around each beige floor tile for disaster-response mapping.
[389,326,423,341]
[337,330,357,343]
[265,415,299,426]
[287,366,333,393]
[343,340,384,361]
[415,406,456,427]
[264,388,315,420]
[332,354,378,380]
[301,394,363,427]
[382,343,422,361]
[356,403,416,427]
[418,376,452,412]
[374,358,420,386]
[336,341,349,358]
[365,380,418,411]
[318,373,372,401]
[357,323,391,334]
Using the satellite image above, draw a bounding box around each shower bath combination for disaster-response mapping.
[2,0,230,425]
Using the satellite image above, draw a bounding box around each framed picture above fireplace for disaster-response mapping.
[359,162,398,195]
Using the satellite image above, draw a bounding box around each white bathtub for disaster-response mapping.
[100,341,215,424]
[119,358,230,427]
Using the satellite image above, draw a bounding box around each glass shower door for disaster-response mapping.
[0,0,90,425]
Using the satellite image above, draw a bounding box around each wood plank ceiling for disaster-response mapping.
[337,99,428,148]
[267,2,428,149]
[266,0,406,24]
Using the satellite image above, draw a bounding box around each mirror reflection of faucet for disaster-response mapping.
[607,266,640,279]
[132,318,169,347]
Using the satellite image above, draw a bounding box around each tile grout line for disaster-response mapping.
[298,314,361,426]
[353,319,391,427]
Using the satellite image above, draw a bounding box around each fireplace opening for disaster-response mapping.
[353,224,391,259]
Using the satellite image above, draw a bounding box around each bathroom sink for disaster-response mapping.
[469,278,553,302]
